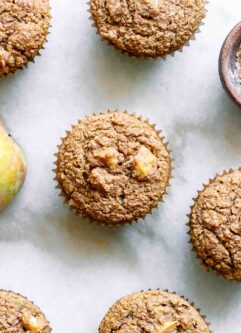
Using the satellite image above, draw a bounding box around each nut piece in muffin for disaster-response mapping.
[0,290,51,333]
[190,169,241,281]
[99,290,210,333]
[90,0,206,58]
[0,0,51,76]
[56,110,171,226]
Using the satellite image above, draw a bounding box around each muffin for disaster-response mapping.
[90,0,207,58]
[189,169,241,281]
[0,290,51,332]
[0,0,51,76]
[99,290,210,333]
[55,110,172,226]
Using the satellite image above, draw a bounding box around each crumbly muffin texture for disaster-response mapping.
[0,290,51,333]
[190,169,241,281]
[0,0,50,76]
[90,0,206,57]
[99,290,210,333]
[56,111,171,225]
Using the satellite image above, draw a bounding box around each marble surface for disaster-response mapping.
[0,1,241,332]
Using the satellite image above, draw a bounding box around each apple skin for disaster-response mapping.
[0,123,27,212]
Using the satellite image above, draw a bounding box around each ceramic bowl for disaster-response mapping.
[219,22,241,107]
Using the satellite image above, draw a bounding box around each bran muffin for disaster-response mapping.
[99,290,210,333]
[56,110,172,226]
[189,169,241,281]
[0,290,51,332]
[90,0,207,58]
[0,0,51,76]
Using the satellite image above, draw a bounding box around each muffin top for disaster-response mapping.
[99,290,210,333]
[90,0,206,58]
[0,0,50,76]
[190,169,241,281]
[56,111,171,225]
[0,290,51,333]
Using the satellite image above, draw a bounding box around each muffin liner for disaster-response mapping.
[0,289,52,331]
[53,109,174,228]
[186,167,241,282]
[1,4,52,77]
[102,288,212,332]
[88,1,208,60]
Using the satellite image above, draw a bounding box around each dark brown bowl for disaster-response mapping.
[219,22,241,107]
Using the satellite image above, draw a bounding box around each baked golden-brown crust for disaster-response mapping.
[0,290,51,333]
[56,111,171,225]
[90,0,206,58]
[99,290,210,333]
[0,0,50,76]
[190,169,241,281]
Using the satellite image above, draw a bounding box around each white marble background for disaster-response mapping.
[0,0,241,332]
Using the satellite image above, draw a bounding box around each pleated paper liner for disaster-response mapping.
[0,2,52,78]
[187,168,241,282]
[99,289,212,333]
[88,1,208,60]
[0,289,52,332]
[53,109,174,228]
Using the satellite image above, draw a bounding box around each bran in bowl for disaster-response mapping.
[236,42,241,82]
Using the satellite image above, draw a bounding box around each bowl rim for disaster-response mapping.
[219,21,241,108]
